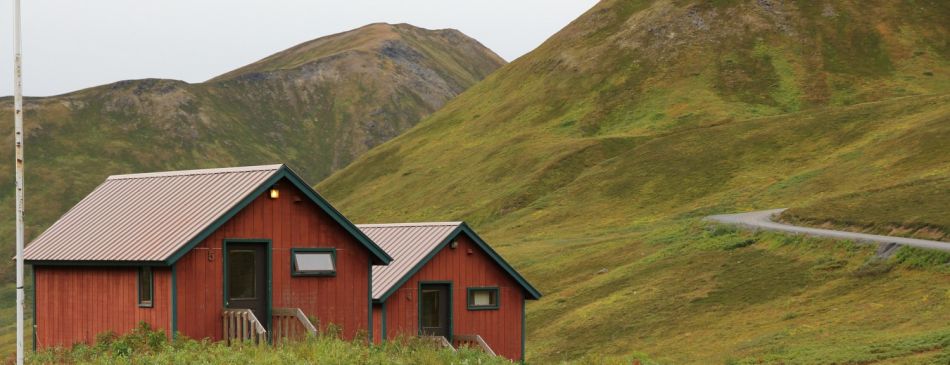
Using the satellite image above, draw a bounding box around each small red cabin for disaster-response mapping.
[360,222,542,361]
[23,164,541,362]
[24,165,392,348]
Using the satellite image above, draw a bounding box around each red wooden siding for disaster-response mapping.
[175,177,371,341]
[381,234,525,360]
[34,266,171,349]
[372,305,383,343]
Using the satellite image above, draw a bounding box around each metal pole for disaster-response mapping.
[13,0,26,363]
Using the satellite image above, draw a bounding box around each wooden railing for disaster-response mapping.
[454,334,496,356]
[222,308,267,345]
[271,308,317,345]
[421,335,455,351]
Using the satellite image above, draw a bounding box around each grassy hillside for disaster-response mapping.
[782,178,950,241]
[0,23,504,354]
[318,0,950,363]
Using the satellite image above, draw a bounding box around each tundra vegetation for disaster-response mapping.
[25,323,657,365]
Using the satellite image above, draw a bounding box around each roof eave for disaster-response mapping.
[26,259,168,267]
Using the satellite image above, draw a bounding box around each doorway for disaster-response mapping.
[419,282,452,340]
[225,241,270,330]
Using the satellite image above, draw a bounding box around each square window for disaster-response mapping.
[467,287,499,310]
[138,267,153,308]
[291,249,336,276]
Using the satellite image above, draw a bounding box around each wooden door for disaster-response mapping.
[419,283,451,339]
[226,243,268,329]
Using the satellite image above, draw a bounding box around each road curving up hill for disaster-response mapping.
[706,209,950,252]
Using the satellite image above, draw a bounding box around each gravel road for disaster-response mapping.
[705,208,950,253]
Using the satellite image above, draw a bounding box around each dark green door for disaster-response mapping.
[420,283,451,338]
[226,244,268,328]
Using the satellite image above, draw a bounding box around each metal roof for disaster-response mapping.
[24,165,283,262]
[359,222,462,299]
[24,164,393,265]
[360,222,542,301]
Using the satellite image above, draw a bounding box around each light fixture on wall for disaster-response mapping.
[269,185,279,199]
[450,240,458,249]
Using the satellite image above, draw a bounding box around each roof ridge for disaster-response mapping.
[357,221,462,228]
[107,164,284,180]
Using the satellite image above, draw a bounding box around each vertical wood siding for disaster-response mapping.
[372,305,383,343]
[175,178,371,341]
[34,266,171,349]
[381,234,525,360]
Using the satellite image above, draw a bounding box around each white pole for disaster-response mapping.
[13,0,26,363]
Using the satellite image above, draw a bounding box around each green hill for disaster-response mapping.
[318,1,950,363]
[0,23,503,353]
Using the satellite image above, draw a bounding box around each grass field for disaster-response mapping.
[509,219,950,363]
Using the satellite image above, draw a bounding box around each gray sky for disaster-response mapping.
[0,0,598,97]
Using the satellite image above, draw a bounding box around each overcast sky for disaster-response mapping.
[0,0,597,97]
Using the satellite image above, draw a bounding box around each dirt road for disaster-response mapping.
[705,209,950,253]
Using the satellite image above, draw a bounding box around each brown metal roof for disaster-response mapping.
[24,165,283,262]
[358,222,461,299]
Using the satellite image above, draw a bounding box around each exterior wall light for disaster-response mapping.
[269,186,279,199]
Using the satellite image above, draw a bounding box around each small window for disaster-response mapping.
[228,250,258,299]
[291,248,336,276]
[467,287,499,310]
[138,267,153,308]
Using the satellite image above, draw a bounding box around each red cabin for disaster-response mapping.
[24,165,392,348]
[23,164,541,362]
[360,222,542,361]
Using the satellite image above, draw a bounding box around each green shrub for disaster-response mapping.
[722,238,758,250]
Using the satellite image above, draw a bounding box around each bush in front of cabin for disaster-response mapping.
[93,322,168,357]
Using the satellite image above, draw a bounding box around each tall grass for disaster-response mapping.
[24,323,513,365]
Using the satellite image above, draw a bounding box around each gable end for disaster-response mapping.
[374,222,541,302]
[164,165,391,266]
